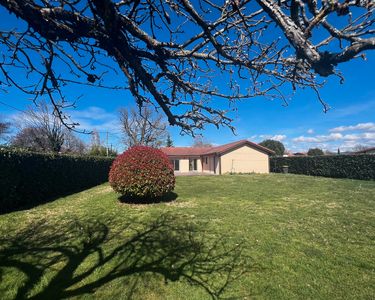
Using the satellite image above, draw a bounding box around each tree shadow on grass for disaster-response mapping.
[0,213,253,299]
[118,191,178,204]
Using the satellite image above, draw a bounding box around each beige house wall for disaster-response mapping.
[196,158,203,172]
[172,158,202,173]
[214,156,220,174]
[220,145,270,174]
[202,155,215,173]
[179,159,190,172]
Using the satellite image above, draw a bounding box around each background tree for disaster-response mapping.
[307,148,324,156]
[61,130,86,155]
[90,130,101,148]
[16,101,65,152]
[352,145,369,152]
[88,145,117,157]
[10,101,87,153]
[166,135,174,147]
[11,127,48,151]
[0,119,11,143]
[0,0,373,134]
[88,130,117,156]
[192,136,212,148]
[324,150,336,156]
[119,105,167,148]
[11,125,86,154]
[259,139,285,156]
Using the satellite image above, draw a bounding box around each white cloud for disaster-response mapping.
[292,131,375,152]
[307,129,314,134]
[293,136,315,143]
[68,106,117,121]
[66,106,121,133]
[362,132,375,139]
[74,118,120,133]
[329,122,375,133]
[342,134,359,141]
[338,139,375,152]
[258,134,287,141]
[247,124,375,153]
[293,133,343,143]
[5,105,121,133]
[270,134,287,141]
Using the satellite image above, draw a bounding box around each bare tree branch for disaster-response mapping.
[0,0,373,134]
[119,104,168,148]
[11,100,65,152]
[0,118,11,141]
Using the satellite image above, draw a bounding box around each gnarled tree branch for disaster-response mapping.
[0,0,373,134]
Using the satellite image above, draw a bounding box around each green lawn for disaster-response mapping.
[0,174,374,299]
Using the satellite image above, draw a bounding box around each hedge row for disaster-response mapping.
[0,149,114,213]
[270,154,375,180]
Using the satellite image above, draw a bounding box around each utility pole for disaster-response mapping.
[106,131,109,157]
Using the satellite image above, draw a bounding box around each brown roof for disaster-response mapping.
[354,147,375,154]
[161,146,211,156]
[161,139,274,157]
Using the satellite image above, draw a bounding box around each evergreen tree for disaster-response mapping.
[166,135,173,147]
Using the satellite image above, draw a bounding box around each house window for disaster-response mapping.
[171,160,180,171]
[205,157,208,164]
[189,158,197,171]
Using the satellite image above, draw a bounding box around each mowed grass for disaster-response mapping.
[0,174,374,299]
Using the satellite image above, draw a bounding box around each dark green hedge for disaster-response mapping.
[270,155,375,180]
[0,149,114,213]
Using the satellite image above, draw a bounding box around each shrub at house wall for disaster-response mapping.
[271,155,375,180]
[109,146,175,200]
[0,149,114,213]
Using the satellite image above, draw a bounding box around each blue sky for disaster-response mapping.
[0,6,374,153]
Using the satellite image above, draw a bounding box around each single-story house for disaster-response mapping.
[161,139,274,174]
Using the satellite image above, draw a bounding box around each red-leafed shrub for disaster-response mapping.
[109,146,175,199]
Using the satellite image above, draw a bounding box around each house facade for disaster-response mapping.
[161,140,274,174]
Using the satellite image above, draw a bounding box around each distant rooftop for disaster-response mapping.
[353,147,375,154]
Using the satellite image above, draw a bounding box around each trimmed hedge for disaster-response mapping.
[0,149,114,213]
[271,155,375,180]
[109,146,175,200]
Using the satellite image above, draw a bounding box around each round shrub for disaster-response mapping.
[109,146,175,199]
